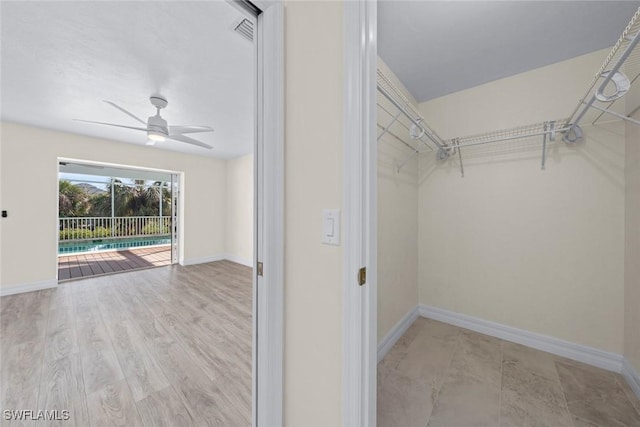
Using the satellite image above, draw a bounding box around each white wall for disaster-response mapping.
[417,49,626,354]
[377,58,419,341]
[625,116,640,374]
[0,122,227,291]
[625,66,640,373]
[225,153,253,266]
[283,1,344,425]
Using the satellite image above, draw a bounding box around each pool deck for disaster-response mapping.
[58,245,172,281]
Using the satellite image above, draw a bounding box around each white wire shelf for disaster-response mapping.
[376,69,446,151]
[565,6,640,129]
[377,68,450,172]
[444,119,570,150]
[439,119,571,177]
[376,6,640,177]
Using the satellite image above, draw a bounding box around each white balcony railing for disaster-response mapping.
[59,216,172,241]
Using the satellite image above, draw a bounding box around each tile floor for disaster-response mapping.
[378,317,640,427]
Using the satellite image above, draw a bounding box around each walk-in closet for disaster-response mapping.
[376,2,640,426]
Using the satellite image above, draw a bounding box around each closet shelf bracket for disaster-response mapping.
[377,68,449,173]
[541,122,548,170]
[397,147,420,174]
[455,139,464,178]
[377,110,404,142]
[565,7,640,133]
[585,103,640,127]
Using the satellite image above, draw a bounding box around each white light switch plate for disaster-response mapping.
[322,209,340,245]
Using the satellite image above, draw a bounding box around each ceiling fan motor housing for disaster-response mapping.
[148,114,169,136]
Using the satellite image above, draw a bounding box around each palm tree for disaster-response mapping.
[86,179,172,235]
[88,191,111,217]
[58,180,90,217]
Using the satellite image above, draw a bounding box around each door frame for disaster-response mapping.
[248,1,285,426]
[343,1,378,426]
[56,158,184,279]
[248,1,377,425]
[169,172,180,265]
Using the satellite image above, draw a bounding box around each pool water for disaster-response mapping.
[59,236,171,254]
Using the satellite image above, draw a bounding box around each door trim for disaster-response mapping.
[56,157,185,276]
[343,1,378,426]
[252,1,285,426]
[170,173,180,265]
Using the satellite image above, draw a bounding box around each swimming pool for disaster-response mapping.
[58,236,171,254]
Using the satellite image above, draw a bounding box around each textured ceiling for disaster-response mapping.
[379,1,640,102]
[1,1,254,159]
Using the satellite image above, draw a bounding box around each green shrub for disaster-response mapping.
[59,228,93,240]
[142,221,171,235]
[59,222,170,240]
[93,227,112,238]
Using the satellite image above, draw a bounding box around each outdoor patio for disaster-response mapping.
[58,245,171,280]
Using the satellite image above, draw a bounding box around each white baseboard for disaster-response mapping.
[181,254,253,268]
[418,304,623,373]
[377,305,419,363]
[0,279,57,297]
[622,358,640,400]
[223,254,253,268]
[181,255,226,266]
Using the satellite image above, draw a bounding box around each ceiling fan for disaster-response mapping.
[75,95,214,149]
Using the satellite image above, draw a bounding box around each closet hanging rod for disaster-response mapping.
[377,84,445,150]
[377,101,436,152]
[376,69,446,150]
[446,126,570,150]
[569,31,640,131]
[591,71,640,125]
[443,120,570,150]
[565,7,640,131]
[377,92,432,152]
[377,100,434,153]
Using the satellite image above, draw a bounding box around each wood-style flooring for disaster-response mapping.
[378,317,640,427]
[58,246,172,281]
[1,261,252,427]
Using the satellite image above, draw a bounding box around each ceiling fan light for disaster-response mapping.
[148,131,166,142]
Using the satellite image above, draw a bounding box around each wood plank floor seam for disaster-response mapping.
[34,289,53,427]
[0,261,250,426]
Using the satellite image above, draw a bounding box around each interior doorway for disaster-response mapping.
[0,0,284,425]
[57,160,180,281]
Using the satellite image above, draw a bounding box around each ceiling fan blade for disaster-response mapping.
[103,100,147,125]
[169,125,215,135]
[74,119,149,132]
[167,133,213,149]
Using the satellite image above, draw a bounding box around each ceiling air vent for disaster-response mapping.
[234,18,254,42]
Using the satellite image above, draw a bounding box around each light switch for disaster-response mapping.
[325,217,334,237]
[322,209,340,245]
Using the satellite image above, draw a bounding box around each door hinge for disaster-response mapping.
[358,267,366,286]
[257,261,264,277]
